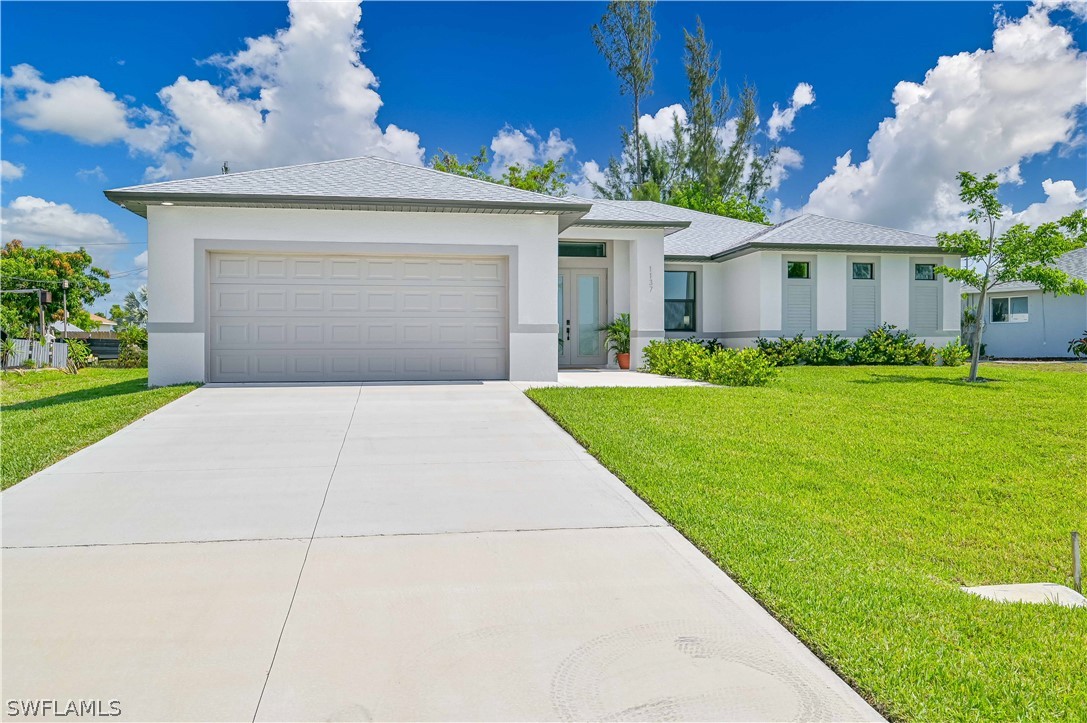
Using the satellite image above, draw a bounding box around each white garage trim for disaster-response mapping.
[207,251,508,383]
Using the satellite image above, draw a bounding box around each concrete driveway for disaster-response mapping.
[2,376,881,722]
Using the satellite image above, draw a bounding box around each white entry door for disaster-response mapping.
[208,252,508,383]
[558,268,608,366]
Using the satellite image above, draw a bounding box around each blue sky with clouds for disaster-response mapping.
[2,1,1085,309]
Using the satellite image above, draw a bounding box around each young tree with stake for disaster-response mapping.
[936,172,1086,382]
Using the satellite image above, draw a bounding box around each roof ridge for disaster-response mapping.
[741,213,808,243]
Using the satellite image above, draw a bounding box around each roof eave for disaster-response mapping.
[103,190,590,227]
[708,241,949,261]
[568,219,691,235]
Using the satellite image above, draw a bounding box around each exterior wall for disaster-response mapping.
[146,205,560,385]
[696,249,961,347]
[968,290,1087,358]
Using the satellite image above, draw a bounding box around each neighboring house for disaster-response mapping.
[48,320,84,335]
[104,157,961,385]
[87,313,118,331]
[964,247,1087,358]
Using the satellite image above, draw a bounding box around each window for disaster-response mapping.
[559,242,605,258]
[665,270,696,332]
[991,296,1028,323]
[852,262,874,280]
[914,263,936,281]
[787,261,810,279]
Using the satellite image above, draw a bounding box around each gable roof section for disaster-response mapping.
[105,156,590,229]
[564,197,690,234]
[731,214,940,255]
[979,246,1087,293]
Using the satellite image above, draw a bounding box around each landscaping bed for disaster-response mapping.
[527,363,1086,721]
[1,368,198,489]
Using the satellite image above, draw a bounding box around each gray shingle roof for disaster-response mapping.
[977,246,1087,292]
[564,197,690,233]
[739,214,940,252]
[105,156,590,224]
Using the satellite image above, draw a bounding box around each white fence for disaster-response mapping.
[5,338,69,369]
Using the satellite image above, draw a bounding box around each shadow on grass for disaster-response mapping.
[2,377,150,412]
[851,373,1003,388]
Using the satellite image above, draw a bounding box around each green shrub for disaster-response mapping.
[800,333,852,365]
[65,339,96,369]
[117,325,148,350]
[1068,331,1087,358]
[850,324,935,365]
[703,348,778,386]
[938,338,971,367]
[755,334,806,366]
[642,340,776,387]
[117,344,148,368]
[642,339,709,379]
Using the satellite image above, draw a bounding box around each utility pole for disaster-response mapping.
[62,279,69,339]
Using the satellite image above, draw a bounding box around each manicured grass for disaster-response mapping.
[527,364,1086,721]
[1,368,198,489]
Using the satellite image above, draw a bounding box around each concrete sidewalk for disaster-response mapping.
[2,379,881,722]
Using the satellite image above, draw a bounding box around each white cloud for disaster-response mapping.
[76,166,108,182]
[569,160,606,197]
[768,146,804,191]
[637,104,687,146]
[1,196,127,249]
[153,0,423,176]
[801,4,1086,234]
[1009,178,1086,226]
[767,82,815,141]
[2,64,132,145]
[1,0,424,179]
[1,160,25,181]
[488,125,575,177]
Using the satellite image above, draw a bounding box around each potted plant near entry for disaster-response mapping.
[600,313,631,369]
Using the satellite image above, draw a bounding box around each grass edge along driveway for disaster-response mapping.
[1,368,199,489]
[527,364,1086,722]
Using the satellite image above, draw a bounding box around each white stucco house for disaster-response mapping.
[104,156,962,386]
[965,247,1087,358]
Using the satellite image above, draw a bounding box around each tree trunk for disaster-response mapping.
[968,288,987,382]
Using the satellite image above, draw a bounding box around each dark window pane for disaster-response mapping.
[852,262,873,280]
[1010,296,1028,315]
[664,270,695,300]
[665,300,696,332]
[914,264,936,281]
[787,261,810,279]
[991,298,1009,322]
[559,242,605,258]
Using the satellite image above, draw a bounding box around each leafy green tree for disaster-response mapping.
[683,18,721,193]
[430,147,569,196]
[936,172,1087,382]
[430,146,492,181]
[499,159,569,196]
[0,240,110,335]
[592,0,658,188]
[669,182,770,224]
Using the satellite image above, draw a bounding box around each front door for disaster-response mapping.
[558,268,608,366]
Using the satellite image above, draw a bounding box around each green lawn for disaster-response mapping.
[527,364,1086,721]
[1,368,199,489]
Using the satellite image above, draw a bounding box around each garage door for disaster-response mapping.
[208,252,508,383]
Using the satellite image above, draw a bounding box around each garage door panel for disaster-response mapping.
[208,252,508,382]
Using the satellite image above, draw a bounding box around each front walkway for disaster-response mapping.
[2,380,880,721]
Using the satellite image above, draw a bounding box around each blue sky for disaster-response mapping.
[2,1,1085,309]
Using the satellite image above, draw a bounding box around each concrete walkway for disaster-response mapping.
[2,377,881,722]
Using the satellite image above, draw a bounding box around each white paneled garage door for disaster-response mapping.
[208,252,508,383]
